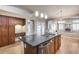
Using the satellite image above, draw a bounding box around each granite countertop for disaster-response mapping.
[21,34,60,47]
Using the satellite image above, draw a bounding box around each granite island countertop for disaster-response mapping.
[21,34,60,47]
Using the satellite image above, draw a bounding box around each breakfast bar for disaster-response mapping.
[22,34,61,54]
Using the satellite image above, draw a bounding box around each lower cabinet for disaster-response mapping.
[50,40,55,54]
[0,26,3,47]
[54,35,61,53]
[54,37,58,53]
[24,44,37,54]
[1,26,9,46]
[57,35,61,50]
[0,26,15,47]
[8,26,15,44]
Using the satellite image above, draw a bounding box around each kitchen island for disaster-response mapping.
[21,34,61,54]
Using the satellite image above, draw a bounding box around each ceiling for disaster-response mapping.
[0,10,25,18]
[11,5,79,19]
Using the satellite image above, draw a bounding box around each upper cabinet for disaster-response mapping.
[8,16,25,26]
[14,18,25,25]
[0,16,1,25]
[8,17,15,25]
[1,16,8,26]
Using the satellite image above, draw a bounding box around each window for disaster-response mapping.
[58,20,65,31]
[36,21,45,35]
[73,20,79,23]
[48,20,57,33]
[72,23,79,31]
[72,20,79,31]
[59,23,64,31]
[27,20,33,35]
[36,22,41,35]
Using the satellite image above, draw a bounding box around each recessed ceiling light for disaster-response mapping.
[35,11,39,17]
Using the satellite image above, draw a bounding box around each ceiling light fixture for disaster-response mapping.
[35,11,39,17]
[45,14,48,19]
[34,11,48,19]
[40,13,44,18]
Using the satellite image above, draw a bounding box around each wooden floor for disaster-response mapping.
[0,32,79,54]
[57,32,79,54]
[0,41,24,54]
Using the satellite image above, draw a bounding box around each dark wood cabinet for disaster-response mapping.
[8,17,25,26]
[1,16,8,26]
[14,18,25,25]
[57,35,61,50]
[54,35,61,53]
[24,44,37,54]
[50,40,55,54]
[0,15,25,47]
[8,26,15,44]
[1,16,9,46]
[1,26,9,46]
[0,16,2,47]
[8,17,15,44]
[54,37,58,53]
[0,26,2,47]
[0,16,1,25]
[8,17,15,25]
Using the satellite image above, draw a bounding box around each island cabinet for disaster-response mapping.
[24,44,37,54]
[54,36,58,53]
[54,35,61,53]
[23,34,61,54]
[57,35,61,50]
[49,40,55,54]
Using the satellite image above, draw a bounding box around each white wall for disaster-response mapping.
[15,25,26,33]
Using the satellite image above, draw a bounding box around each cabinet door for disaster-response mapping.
[54,37,58,53]
[8,26,15,44]
[0,26,2,47]
[1,26,9,46]
[0,16,1,25]
[57,35,61,50]
[50,40,55,54]
[1,16,8,26]
[24,44,37,54]
[0,16,2,47]
[9,17,15,25]
[1,16,9,46]
[8,17,15,44]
